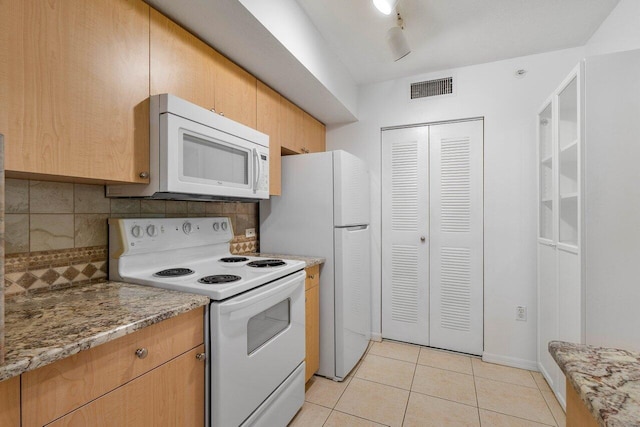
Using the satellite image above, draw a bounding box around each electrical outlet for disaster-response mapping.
[516,306,527,321]
[245,228,256,238]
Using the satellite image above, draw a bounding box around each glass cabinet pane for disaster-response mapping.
[558,77,578,246]
[539,103,553,240]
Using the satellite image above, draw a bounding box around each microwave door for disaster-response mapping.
[161,113,263,198]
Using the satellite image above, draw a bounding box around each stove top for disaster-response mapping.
[198,274,242,284]
[108,217,306,300]
[247,259,287,268]
[153,268,195,277]
[219,257,249,263]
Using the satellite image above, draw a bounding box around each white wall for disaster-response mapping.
[327,47,585,369]
[239,0,358,121]
[585,0,640,56]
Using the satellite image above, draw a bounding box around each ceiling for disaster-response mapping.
[295,0,620,85]
[146,0,620,124]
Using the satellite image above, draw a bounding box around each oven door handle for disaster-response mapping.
[219,270,305,317]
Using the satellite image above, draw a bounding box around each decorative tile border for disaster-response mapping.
[230,236,259,255]
[5,247,108,298]
[5,236,259,297]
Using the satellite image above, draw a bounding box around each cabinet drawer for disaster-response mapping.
[23,307,204,427]
[305,265,320,291]
[47,345,206,427]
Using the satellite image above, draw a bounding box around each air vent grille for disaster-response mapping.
[411,77,453,99]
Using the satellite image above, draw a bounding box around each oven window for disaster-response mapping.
[247,299,290,355]
[183,133,249,185]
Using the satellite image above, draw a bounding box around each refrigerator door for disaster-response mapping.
[334,225,371,379]
[334,150,370,227]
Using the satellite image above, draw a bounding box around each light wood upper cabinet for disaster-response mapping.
[305,112,326,153]
[280,97,305,154]
[215,55,257,129]
[0,377,20,427]
[1,0,150,184]
[257,81,282,195]
[150,8,256,129]
[280,97,326,155]
[150,8,217,112]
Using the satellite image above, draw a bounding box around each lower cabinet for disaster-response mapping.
[48,345,205,427]
[0,376,20,427]
[21,307,205,427]
[305,265,320,382]
[566,379,598,427]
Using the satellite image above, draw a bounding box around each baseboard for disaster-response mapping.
[482,352,538,371]
[370,332,382,342]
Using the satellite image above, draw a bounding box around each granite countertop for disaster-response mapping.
[255,253,325,268]
[549,341,640,427]
[0,281,209,382]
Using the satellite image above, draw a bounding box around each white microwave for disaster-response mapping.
[107,93,269,201]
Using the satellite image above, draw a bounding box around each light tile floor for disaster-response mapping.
[290,340,566,427]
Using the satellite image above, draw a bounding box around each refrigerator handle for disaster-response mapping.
[344,225,368,231]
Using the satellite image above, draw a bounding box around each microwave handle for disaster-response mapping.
[252,148,260,194]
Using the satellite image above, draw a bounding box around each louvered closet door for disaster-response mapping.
[429,121,483,355]
[381,127,430,346]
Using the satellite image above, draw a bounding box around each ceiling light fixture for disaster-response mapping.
[386,12,411,61]
[373,0,398,15]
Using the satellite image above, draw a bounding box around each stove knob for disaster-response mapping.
[212,222,220,231]
[146,224,158,237]
[182,221,193,235]
[221,222,228,231]
[131,225,143,238]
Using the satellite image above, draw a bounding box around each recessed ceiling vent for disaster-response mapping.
[411,77,453,99]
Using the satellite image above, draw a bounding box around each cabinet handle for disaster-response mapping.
[307,274,315,280]
[196,353,207,361]
[210,108,216,113]
[139,171,149,179]
[420,236,426,242]
[135,348,148,359]
[219,112,225,117]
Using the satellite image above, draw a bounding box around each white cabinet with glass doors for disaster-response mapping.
[537,64,583,409]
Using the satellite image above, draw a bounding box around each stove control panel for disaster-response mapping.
[109,217,234,256]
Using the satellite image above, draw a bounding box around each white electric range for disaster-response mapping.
[109,217,306,427]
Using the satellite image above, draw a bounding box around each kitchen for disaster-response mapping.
[1,0,639,426]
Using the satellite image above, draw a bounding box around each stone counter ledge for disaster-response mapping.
[1,281,209,381]
[549,340,640,427]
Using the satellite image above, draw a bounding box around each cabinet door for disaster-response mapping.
[557,75,580,249]
[1,0,150,183]
[538,102,554,242]
[305,284,320,382]
[257,81,282,195]
[280,97,304,154]
[150,8,216,111]
[303,112,326,154]
[48,345,205,427]
[0,377,20,427]
[214,55,257,129]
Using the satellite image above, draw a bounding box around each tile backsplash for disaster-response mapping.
[4,178,259,297]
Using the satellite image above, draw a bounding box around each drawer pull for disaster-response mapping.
[307,275,315,280]
[196,353,207,361]
[135,348,148,359]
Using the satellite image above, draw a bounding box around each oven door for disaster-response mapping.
[210,270,305,427]
[159,112,269,199]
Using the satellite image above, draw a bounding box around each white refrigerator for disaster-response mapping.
[260,150,371,381]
